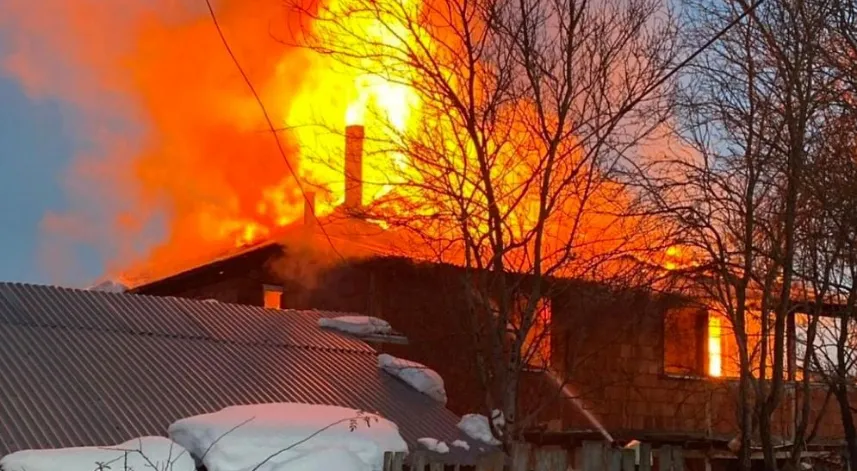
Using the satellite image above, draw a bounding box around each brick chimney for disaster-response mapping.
[303,191,316,228]
[344,125,364,209]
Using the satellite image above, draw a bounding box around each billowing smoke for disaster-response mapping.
[0,0,326,284]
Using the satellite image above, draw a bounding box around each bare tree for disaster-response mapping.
[791,109,857,469]
[814,6,857,467]
[789,115,847,470]
[639,0,835,466]
[282,0,680,445]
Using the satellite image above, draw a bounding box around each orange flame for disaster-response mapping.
[0,0,674,284]
[0,0,430,282]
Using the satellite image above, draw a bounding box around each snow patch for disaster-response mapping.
[318,316,393,336]
[457,411,504,446]
[168,403,408,471]
[416,438,449,454]
[451,440,470,450]
[378,354,447,404]
[88,280,128,293]
[0,436,193,471]
[273,448,371,471]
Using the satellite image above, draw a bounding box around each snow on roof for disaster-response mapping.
[417,438,450,454]
[318,316,393,336]
[275,448,372,471]
[87,280,129,293]
[168,403,408,471]
[0,436,193,471]
[452,439,470,450]
[378,354,448,404]
[457,411,504,446]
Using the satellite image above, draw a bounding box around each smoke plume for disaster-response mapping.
[0,0,326,284]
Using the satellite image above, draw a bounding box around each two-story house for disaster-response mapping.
[126,124,850,470]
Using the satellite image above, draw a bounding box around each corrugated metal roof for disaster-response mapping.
[0,282,493,464]
[0,282,372,352]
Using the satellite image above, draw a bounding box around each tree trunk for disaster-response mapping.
[740,369,754,471]
[836,385,857,470]
[502,368,518,448]
[759,407,777,471]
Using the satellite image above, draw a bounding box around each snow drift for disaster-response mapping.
[378,354,447,404]
[168,403,408,471]
[318,316,393,336]
[0,436,194,471]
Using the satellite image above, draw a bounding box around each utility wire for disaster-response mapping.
[204,0,346,262]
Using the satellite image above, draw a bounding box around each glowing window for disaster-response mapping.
[523,299,552,369]
[708,315,722,377]
[477,289,553,370]
[263,285,283,309]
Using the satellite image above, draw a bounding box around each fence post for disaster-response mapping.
[608,448,622,471]
[582,441,606,471]
[476,451,506,471]
[621,448,636,471]
[639,443,652,471]
[411,451,427,471]
[535,446,568,471]
[550,447,569,471]
[511,442,532,471]
[670,447,685,471]
[392,452,405,471]
[658,445,673,471]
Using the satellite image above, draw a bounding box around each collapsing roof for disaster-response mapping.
[0,282,493,465]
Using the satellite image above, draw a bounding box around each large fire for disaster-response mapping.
[0,0,671,284]
[0,0,427,283]
[225,0,423,244]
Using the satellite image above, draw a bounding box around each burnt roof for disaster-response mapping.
[0,282,494,464]
[126,214,407,291]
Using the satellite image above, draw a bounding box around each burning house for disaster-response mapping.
[2,0,852,467]
[122,125,852,467]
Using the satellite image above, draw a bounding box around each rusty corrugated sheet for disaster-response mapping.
[0,282,491,464]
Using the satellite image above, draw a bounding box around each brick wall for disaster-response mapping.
[542,284,851,442]
[301,257,488,415]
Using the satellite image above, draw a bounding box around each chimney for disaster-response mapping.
[344,125,364,209]
[304,191,316,228]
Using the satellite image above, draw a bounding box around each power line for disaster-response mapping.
[204,0,346,262]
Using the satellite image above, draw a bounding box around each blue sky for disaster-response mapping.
[0,76,102,285]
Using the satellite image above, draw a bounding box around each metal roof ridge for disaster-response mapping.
[0,282,379,354]
[5,320,381,356]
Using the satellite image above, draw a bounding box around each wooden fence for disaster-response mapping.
[382,441,687,471]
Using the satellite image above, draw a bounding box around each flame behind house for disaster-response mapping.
[1,0,678,285]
